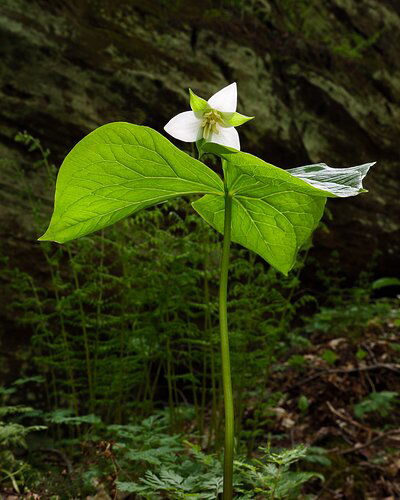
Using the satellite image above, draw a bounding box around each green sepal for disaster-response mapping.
[221,112,254,127]
[189,89,209,113]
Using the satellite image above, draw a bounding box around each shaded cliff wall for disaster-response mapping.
[0,0,399,287]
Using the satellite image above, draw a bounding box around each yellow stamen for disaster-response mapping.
[201,110,223,140]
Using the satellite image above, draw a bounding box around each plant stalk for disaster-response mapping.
[219,179,234,500]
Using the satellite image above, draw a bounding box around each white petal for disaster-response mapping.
[207,82,237,113]
[209,126,240,150]
[164,111,202,142]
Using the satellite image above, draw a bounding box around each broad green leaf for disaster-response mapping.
[39,123,223,243]
[189,89,209,113]
[193,144,372,274]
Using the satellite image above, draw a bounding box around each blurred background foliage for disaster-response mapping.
[0,0,399,498]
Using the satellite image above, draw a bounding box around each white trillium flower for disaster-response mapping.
[164,82,253,151]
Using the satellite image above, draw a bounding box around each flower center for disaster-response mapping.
[201,110,223,139]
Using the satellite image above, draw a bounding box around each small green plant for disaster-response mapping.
[234,445,323,498]
[287,354,307,369]
[38,82,373,498]
[354,391,398,419]
[0,383,46,494]
[356,348,368,360]
[297,395,309,413]
[321,349,339,365]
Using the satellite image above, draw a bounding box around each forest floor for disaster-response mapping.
[1,300,399,499]
[268,316,400,498]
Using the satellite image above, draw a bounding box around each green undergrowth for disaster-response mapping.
[0,389,323,498]
[303,254,400,340]
[0,390,46,495]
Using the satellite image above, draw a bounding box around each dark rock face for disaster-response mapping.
[0,0,399,285]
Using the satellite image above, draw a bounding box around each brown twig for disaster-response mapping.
[290,363,400,389]
[326,401,400,455]
[326,401,373,433]
[330,429,400,456]
[338,429,400,455]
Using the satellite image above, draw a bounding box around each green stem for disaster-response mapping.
[68,248,94,412]
[220,177,234,500]
[166,336,176,428]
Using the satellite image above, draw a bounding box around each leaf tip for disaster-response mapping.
[37,232,49,242]
[38,230,60,243]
